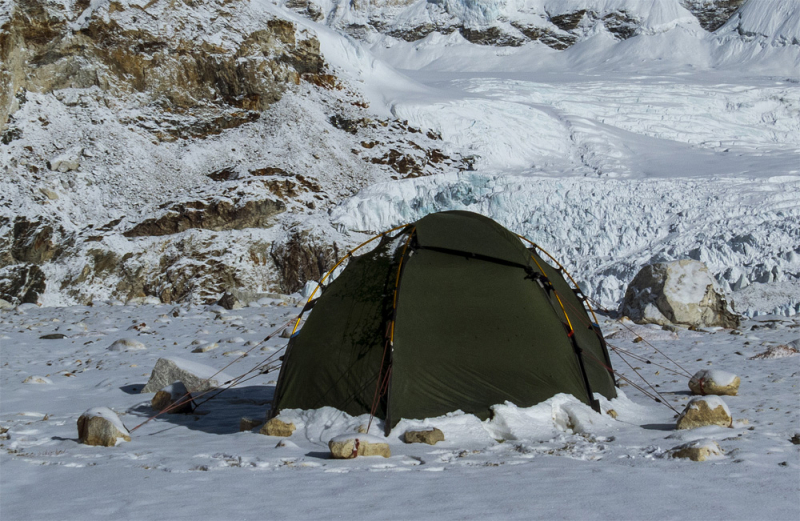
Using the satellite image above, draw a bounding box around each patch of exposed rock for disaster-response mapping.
[0,263,46,305]
[270,231,339,294]
[123,198,286,237]
[680,0,747,32]
[1,0,327,132]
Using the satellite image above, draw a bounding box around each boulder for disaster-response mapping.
[0,298,14,311]
[676,396,732,430]
[151,382,194,414]
[749,344,799,360]
[22,375,52,384]
[77,407,131,447]
[404,428,445,445]
[218,292,242,310]
[108,338,146,351]
[240,417,264,432]
[620,260,740,328]
[688,369,740,396]
[329,433,391,459]
[259,418,296,437]
[192,342,218,353]
[141,357,233,393]
[669,439,724,461]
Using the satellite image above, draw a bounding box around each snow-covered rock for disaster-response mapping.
[749,344,799,360]
[151,382,194,414]
[77,407,131,447]
[240,417,264,432]
[404,427,445,445]
[259,418,297,437]
[329,433,391,459]
[669,439,724,462]
[192,342,219,353]
[676,396,732,430]
[22,375,52,384]
[688,369,740,396]
[108,338,146,352]
[141,357,233,393]
[621,260,740,328]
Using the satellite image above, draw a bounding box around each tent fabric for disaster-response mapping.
[271,211,616,433]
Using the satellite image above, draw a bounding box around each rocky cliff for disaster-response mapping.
[0,0,463,305]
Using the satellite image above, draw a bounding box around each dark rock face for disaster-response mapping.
[459,27,526,47]
[123,198,286,237]
[681,0,747,32]
[10,218,59,265]
[0,263,46,304]
[270,233,339,294]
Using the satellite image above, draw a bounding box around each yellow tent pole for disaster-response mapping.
[517,235,600,325]
[289,223,410,335]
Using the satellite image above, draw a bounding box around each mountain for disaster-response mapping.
[1,0,798,315]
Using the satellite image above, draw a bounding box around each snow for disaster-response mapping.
[685,395,732,417]
[1,303,799,519]
[329,432,388,444]
[692,369,738,387]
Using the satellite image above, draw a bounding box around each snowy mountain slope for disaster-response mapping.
[0,0,466,305]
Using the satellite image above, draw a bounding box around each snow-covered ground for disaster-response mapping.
[1,302,798,519]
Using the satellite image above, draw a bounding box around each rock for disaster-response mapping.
[123,198,286,237]
[270,231,339,294]
[280,326,293,339]
[141,357,233,393]
[404,428,445,445]
[192,342,218,353]
[669,439,724,461]
[606,409,618,419]
[240,417,264,431]
[620,260,740,329]
[749,344,799,359]
[259,418,296,437]
[688,369,740,396]
[329,433,391,459]
[47,151,80,172]
[77,407,131,447]
[676,396,733,430]
[0,264,46,305]
[39,333,66,339]
[681,0,748,32]
[0,298,15,311]
[108,338,146,351]
[790,434,800,445]
[22,375,52,384]
[218,292,242,310]
[151,382,194,414]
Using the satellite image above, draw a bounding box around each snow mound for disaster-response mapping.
[108,338,146,351]
[22,375,53,384]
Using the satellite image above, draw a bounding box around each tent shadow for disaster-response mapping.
[640,423,676,431]
[119,384,143,394]
[129,385,274,436]
[304,451,332,460]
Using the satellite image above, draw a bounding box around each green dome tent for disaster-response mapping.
[270,211,616,434]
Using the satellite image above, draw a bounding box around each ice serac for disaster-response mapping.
[621,260,740,328]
